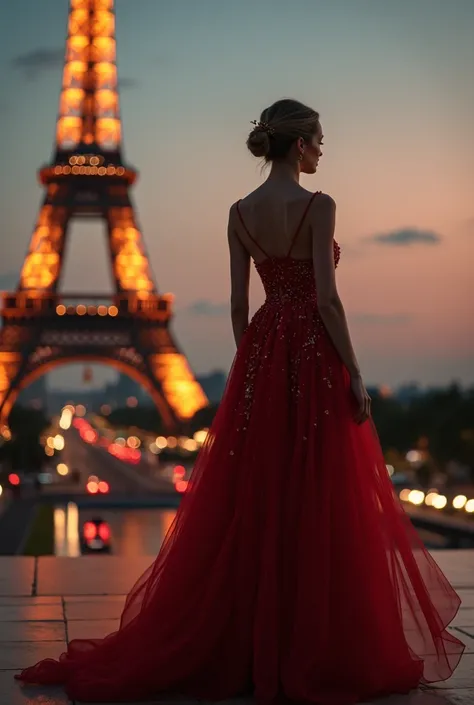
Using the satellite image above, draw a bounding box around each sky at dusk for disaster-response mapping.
[0,0,473,392]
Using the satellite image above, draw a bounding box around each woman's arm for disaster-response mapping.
[311,195,371,423]
[227,204,251,347]
[310,194,361,378]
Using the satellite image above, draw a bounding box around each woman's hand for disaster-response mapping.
[350,374,371,424]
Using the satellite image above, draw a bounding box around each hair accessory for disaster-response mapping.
[250,119,275,136]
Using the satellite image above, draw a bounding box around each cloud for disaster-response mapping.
[10,49,140,91]
[11,48,64,80]
[369,227,441,246]
[350,312,413,325]
[182,300,228,316]
[118,77,140,91]
[0,272,19,291]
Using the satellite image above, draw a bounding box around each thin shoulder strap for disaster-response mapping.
[287,191,321,257]
[235,200,270,258]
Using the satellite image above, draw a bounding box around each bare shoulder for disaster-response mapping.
[227,200,241,224]
[314,191,336,211]
[312,192,336,224]
[228,188,264,225]
[310,192,336,245]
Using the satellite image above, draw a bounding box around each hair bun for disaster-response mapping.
[245,100,320,163]
[247,128,270,158]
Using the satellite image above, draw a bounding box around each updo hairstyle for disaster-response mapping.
[246,98,320,161]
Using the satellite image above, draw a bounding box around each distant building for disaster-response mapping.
[366,384,393,399]
[394,383,423,404]
[197,370,227,403]
[20,368,228,416]
[103,373,151,408]
[16,376,48,410]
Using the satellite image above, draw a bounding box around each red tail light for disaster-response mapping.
[98,523,111,541]
[174,465,186,478]
[176,479,188,493]
[83,522,97,540]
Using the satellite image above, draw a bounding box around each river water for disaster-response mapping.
[53,503,447,557]
[54,503,177,556]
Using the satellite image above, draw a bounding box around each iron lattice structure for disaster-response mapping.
[0,0,208,431]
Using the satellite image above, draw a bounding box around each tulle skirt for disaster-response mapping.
[15,301,464,703]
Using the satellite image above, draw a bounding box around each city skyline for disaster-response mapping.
[0,0,473,390]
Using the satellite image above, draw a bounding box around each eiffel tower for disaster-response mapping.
[0,0,208,431]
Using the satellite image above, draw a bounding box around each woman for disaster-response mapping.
[16,98,463,704]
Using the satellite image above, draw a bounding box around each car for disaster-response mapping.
[80,518,112,553]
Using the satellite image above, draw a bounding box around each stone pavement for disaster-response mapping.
[0,552,473,705]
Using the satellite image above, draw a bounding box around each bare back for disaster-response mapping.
[234,183,320,263]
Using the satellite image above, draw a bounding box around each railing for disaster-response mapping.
[405,504,474,549]
[0,291,174,321]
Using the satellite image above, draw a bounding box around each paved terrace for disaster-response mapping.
[0,552,473,705]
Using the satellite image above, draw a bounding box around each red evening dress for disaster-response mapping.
[16,192,464,703]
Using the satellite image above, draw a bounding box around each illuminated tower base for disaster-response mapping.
[0,0,208,431]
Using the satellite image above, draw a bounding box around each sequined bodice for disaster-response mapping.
[255,240,341,306]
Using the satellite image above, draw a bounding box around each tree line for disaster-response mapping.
[107,383,474,477]
[0,383,472,480]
